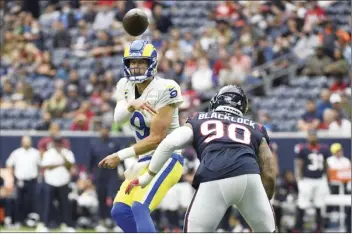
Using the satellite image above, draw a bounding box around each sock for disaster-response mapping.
[294,208,305,231]
[315,208,322,230]
[131,202,156,233]
[111,202,137,232]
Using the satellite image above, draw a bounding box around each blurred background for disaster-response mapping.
[0,0,351,232]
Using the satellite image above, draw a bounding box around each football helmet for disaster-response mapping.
[123,39,158,83]
[209,85,248,117]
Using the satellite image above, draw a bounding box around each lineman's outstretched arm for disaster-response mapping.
[125,125,194,193]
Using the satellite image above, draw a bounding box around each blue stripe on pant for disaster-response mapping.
[143,154,183,205]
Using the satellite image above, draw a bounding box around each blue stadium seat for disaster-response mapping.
[101,57,112,69]
[0,108,6,119]
[79,57,95,68]
[22,108,39,119]
[14,119,31,130]
[7,108,22,119]
[0,119,14,129]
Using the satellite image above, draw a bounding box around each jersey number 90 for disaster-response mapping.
[200,120,251,145]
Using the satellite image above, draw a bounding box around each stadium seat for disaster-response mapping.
[13,119,31,130]
[0,119,14,130]
[7,108,22,119]
[21,108,39,119]
[79,57,95,68]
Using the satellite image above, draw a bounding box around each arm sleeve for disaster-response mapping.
[113,78,132,124]
[148,126,194,173]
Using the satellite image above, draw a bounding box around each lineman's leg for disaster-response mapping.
[132,154,183,232]
[183,179,231,232]
[111,180,136,232]
[235,174,276,232]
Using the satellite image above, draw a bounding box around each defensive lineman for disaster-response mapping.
[98,39,184,233]
[126,85,277,232]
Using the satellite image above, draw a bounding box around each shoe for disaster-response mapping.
[35,223,49,232]
[95,225,108,232]
[66,227,76,232]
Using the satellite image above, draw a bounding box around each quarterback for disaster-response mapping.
[98,39,184,232]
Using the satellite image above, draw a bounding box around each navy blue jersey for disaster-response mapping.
[186,111,270,189]
[294,143,329,178]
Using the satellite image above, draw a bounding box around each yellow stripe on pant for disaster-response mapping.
[114,154,184,212]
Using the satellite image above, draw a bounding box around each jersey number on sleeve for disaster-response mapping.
[130,112,150,140]
[200,120,251,144]
[307,153,324,171]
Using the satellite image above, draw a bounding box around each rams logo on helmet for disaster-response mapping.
[123,40,158,83]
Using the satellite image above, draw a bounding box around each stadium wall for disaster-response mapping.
[0,131,350,172]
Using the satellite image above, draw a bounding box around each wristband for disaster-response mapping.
[117,147,136,161]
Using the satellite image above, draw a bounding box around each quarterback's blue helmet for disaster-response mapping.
[123,40,158,83]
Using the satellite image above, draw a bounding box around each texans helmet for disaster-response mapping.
[209,85,248,117]
[123,39,158,83]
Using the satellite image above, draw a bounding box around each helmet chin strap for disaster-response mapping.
[214,106,243,117]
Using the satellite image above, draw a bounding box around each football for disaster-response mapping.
[123,8,149,37]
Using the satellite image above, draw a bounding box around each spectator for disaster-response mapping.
[52,21,71,48]
[37,123,70,156]
[151,3,173,33]
[328,112,351,135]
[64,85,82,117]
[38,136,75,232]
[319,108,336,130]
[93,5,115,31]
[191,57,213,93]
[81,2,97,24]
[5,136,40,227]
[330,93,349,119]
[34,51,56,77]
[324,48,349,77]
[330,76,348,93]
[297,99,320,131]
[151,29,163,49]
[88,125,121,232]
[257,110,276,132]
[39,4,60,28]
[293,29,320,60]
[42,89,67,119]
[340,92,351,120]
[318,20,336,58]
[213,48,230,77]
[302,45,332,77]
[316,89,332,120]
[230,44,251,83]
[59,2,78,29]
[35,112,52,131]
[71,113,89,131]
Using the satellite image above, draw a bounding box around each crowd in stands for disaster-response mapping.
[1,0,350,133]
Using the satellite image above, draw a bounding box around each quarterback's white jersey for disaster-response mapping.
[115,76,183,157]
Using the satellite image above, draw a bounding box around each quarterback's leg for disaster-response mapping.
[133,154,183,232]
[111,180,137,232]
